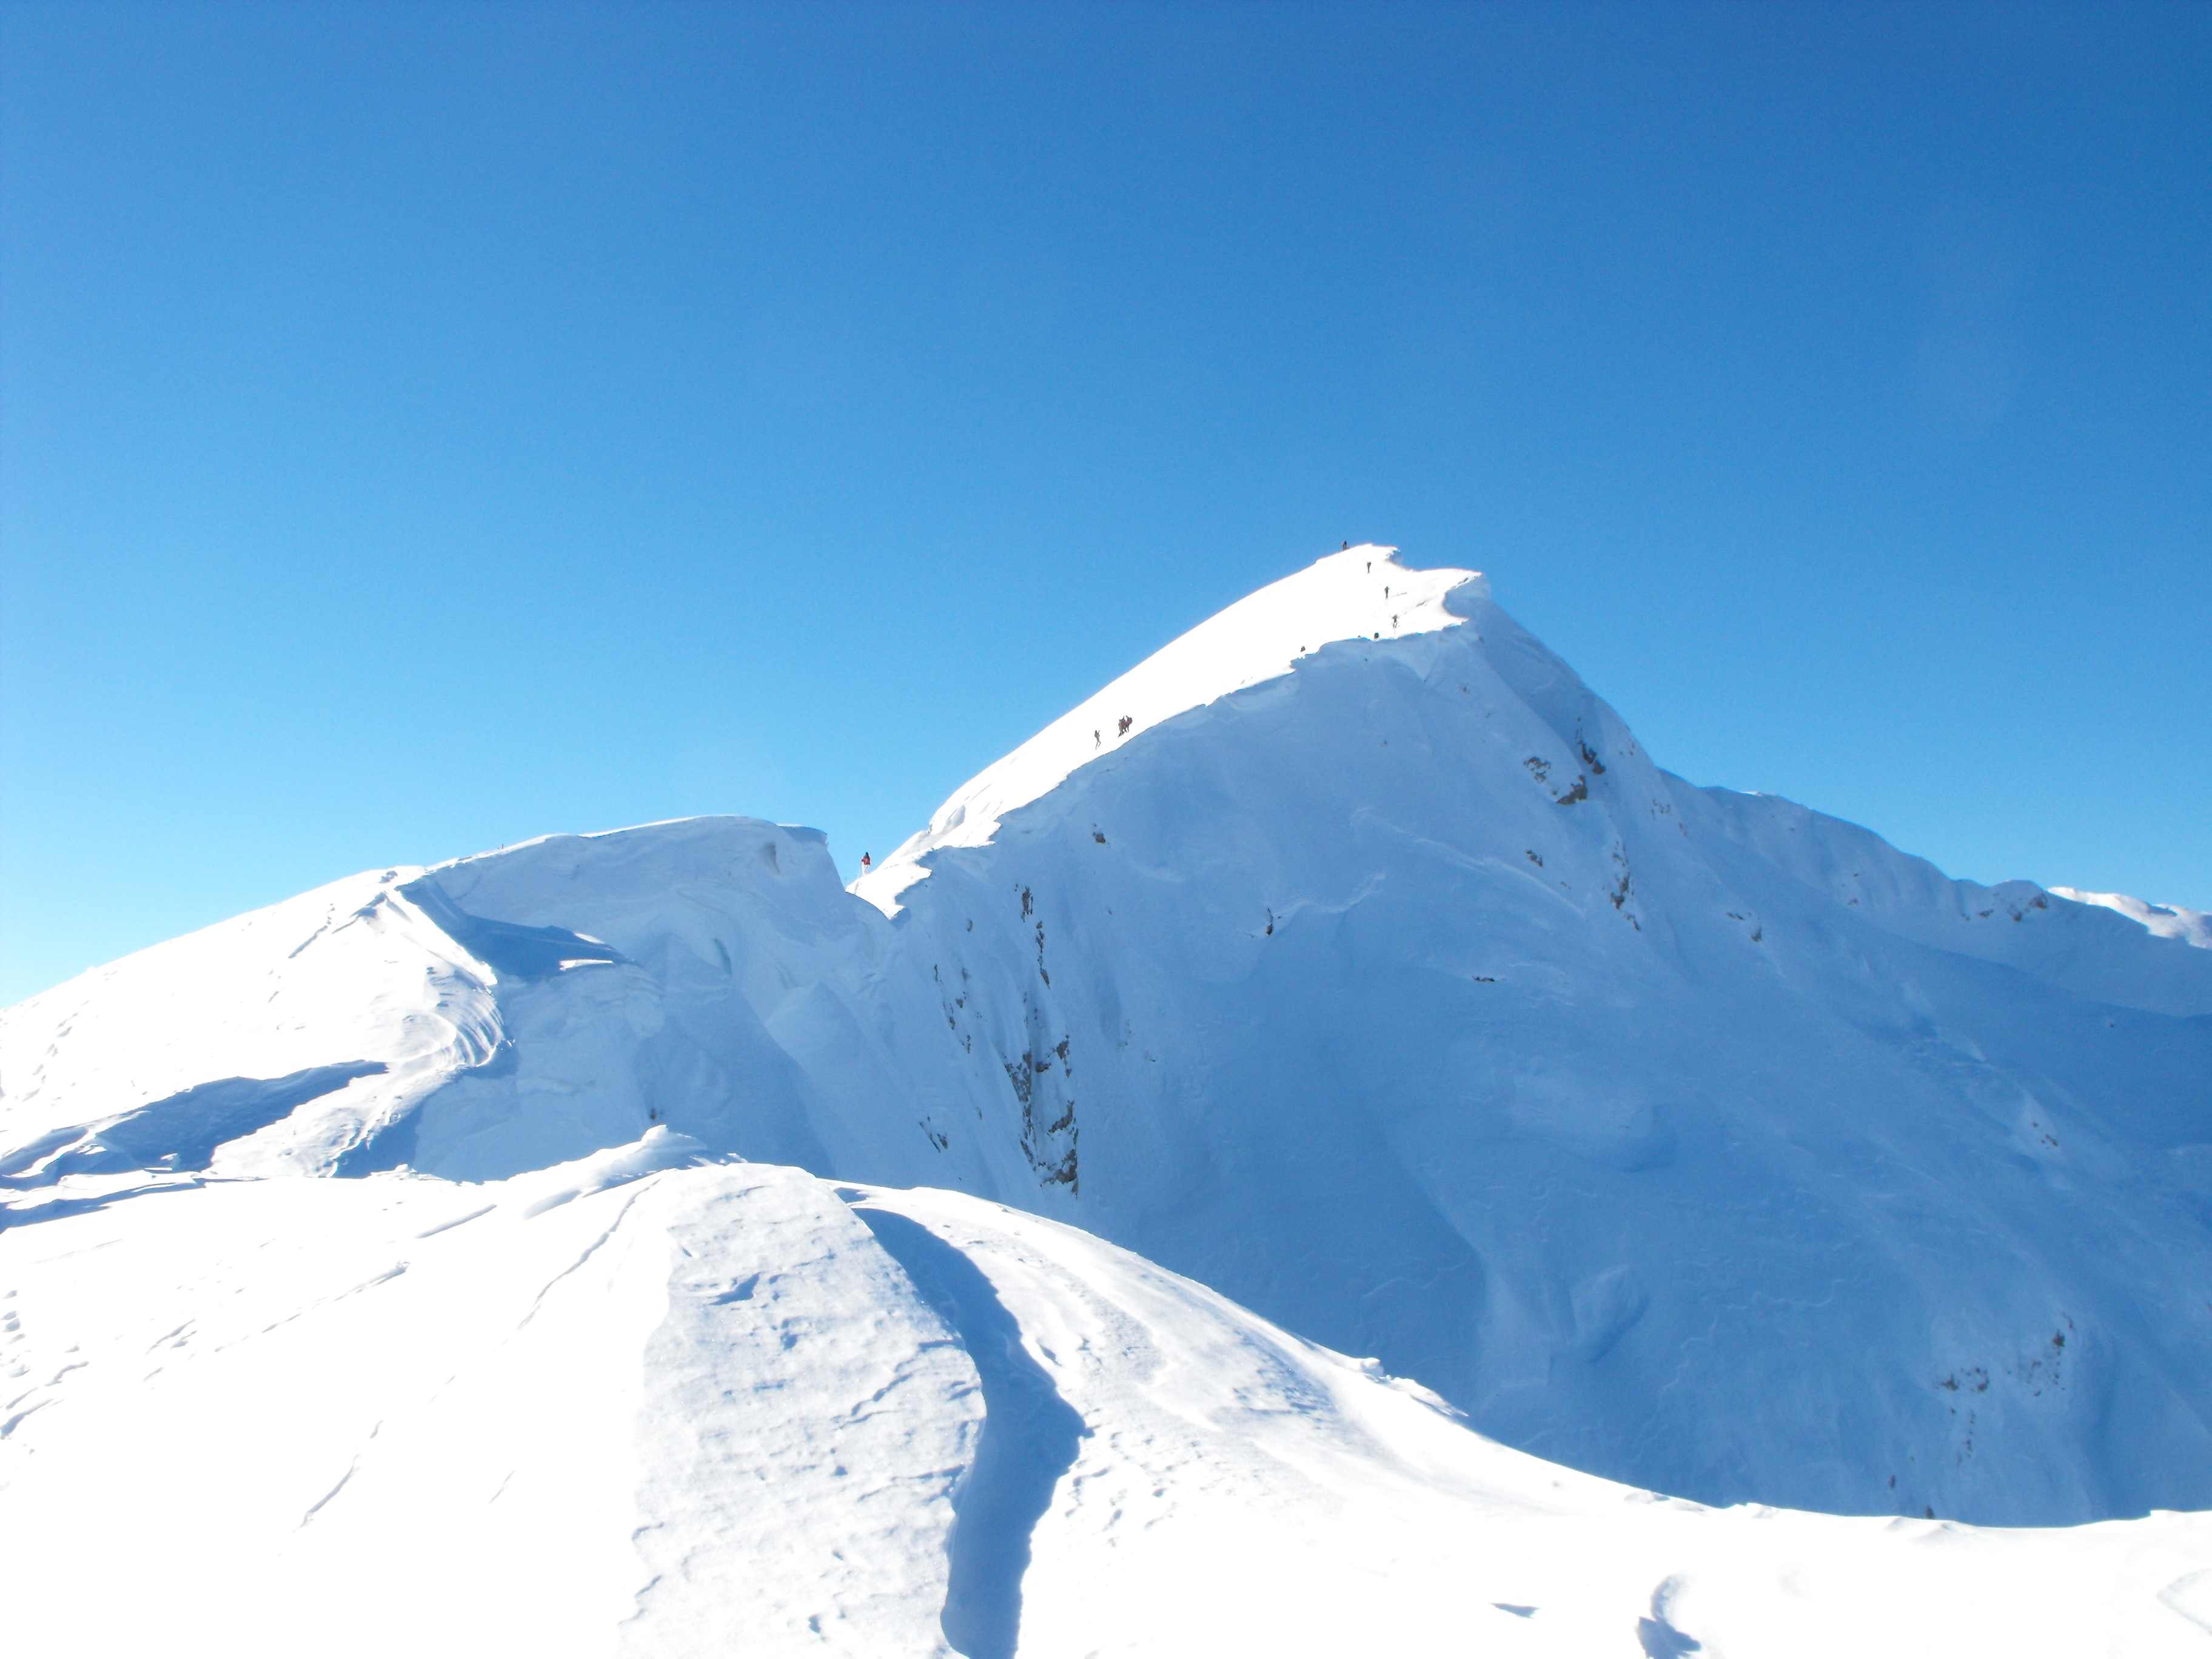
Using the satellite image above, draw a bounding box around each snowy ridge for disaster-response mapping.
[2052,886,2212,951]
[5,541,2211,1552]
[1686,784,2212,1016]
[7,1145,2211,1656]
[857,544,1478,910]
[0,863,465,1181]
[0,817,877,1184]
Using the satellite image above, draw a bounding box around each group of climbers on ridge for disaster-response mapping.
[859,540,1387,882]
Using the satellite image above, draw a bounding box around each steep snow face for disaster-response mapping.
[5,545,2210,1530]
[0,819,890,1185]
[7,1149,2210,1658]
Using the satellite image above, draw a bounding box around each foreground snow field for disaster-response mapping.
[6,1143,2210,1657]
[5,545,2211,1651]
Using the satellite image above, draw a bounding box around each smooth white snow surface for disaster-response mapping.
[6,542,2211,1629]
[6,1147,2210,1657]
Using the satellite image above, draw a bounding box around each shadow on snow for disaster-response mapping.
[852,1206,1087,1659]
[1,1061,389,1189]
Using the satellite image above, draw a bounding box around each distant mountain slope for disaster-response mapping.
[5,545,2208,1527]
[6,1144,2209,1657]
[2050,886,2212,953]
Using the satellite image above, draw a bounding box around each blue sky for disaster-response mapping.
[2,2,2207,1004]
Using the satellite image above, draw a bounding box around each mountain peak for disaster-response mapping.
[856,543,1487,911]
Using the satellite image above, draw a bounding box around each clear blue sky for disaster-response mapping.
[3,3,2207,1005]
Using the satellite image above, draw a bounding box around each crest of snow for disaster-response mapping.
[2050,887,2212,950]
[516,1124,712,1217]
[854,543,1483,911]
[7,1155,2210,1655]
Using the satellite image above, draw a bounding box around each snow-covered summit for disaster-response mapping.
[857,544,1481,910]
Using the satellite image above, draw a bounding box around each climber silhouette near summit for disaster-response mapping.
[860,851,871,873]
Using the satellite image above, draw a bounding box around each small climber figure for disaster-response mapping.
[1341,540,1349,549]
[1118,714,1133,737]
[1384,585,1390,598]
[1094,729,1101,748]
[860,851,872,873]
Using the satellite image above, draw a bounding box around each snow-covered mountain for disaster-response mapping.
[7,545,2210,1614]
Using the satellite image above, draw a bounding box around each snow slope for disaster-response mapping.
[5,545,2210,1534]
[863,548,1475,910]
[841,548,2212,1524]
[6,1145,2210,1657]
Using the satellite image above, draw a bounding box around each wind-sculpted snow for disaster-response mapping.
[6,1150,2211,1655]
[6,1059,390,1182]
[4,545,2210,1536]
